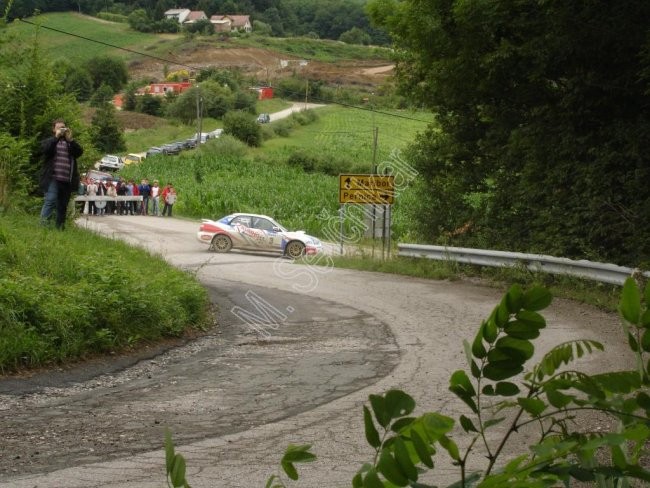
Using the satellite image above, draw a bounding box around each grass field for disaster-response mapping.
[256,105,431,168]
[7,13,162,63]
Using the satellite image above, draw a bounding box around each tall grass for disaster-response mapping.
[0,215,211,373]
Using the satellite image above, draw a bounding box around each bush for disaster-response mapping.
[222,111,261,147]
[199,134,248,159]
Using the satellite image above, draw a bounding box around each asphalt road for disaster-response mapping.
[0,215,631,487]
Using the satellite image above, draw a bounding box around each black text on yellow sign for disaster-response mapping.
[338,174,395,204]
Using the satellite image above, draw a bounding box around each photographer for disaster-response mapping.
[39,118,84,230]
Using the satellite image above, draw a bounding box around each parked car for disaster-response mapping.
[146,146,164,157]
[184,138,198,149]
[193,132,210,144]
[98,154,124,171]
[124,153,146,165]
[196,213,322,259]
[256,113,270,124]
[209,128,224,138]
[84,169,115,183]
[162,143,181,155]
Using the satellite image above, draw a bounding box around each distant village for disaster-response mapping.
[164,9,252,33]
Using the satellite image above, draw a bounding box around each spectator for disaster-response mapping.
[86,178,98,215]
[125,180,135,215]
[39,118,83,229]
[106,180,117,215]
[161,183,177,217]
[116,177,127,215]
[150,180,161,216]
[139,178,151,215]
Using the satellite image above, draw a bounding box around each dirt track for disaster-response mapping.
[0,216,632,487]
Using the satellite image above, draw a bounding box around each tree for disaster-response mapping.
[368,0,650,266]
[223,110,261,147]
[339,27,371,45]
[89,82,114,108]
[89,102,125,154]
[137,93,162,116]
[84,55,128,93]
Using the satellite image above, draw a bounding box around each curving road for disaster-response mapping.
[0,216,630,487]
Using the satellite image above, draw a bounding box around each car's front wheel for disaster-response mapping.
[284,240,305,259]
[210,234,233,253]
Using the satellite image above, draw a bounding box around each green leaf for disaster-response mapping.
[364,405,382,448]
[515,310,547,328]
[450,370,476,396]
[410,429,434,468]
[505,284,524,313]
[385,389,416,418]
[494,381,520,396]
[494,302,510,328]
[394,437,418,481]
[470,360,481,379]
[370,394,390,428]
[637,391,650,410]
[483,417,505,429]
[641,309,650,328]
[377,450,409,486]
[265,475,278,488]
[482,384,495,395]
[483,319,498,343]
[352,472,363,488]
[620,277,641,324]
[391,417,416,433]
[483,362,523,381]
[546,388,573,408]
[522,286,552,311]
[439,435,460,461]
[611,444,627,469]
[472,327,487,358]
[363,466,386,488]
[494,336,534,362]
[517,397,547,416]
[282,444,316,463]
[459,414,478,433]
[504,320,542,340]
[281,459,299,481]
[170,454,186,488]
[164,429,175,474]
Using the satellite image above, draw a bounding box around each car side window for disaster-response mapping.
[232,216,251,227]
[252,218,274,231]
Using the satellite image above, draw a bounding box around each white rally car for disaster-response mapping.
[197,213,322,258]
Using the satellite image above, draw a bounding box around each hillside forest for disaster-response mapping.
[4,0,389,44]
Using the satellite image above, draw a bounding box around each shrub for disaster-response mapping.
[222,111,261,147]
[199,134,248,159]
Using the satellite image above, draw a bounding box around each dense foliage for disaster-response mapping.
[368,0,650,267]
[0,215,211,372]
[6,0,389,44]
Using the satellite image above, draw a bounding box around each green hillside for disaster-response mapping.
[4,12,391,70]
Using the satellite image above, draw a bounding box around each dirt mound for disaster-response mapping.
[127,46,393,87]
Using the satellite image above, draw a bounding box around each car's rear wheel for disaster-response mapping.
[285,240,306,259]
[210,234,233,253]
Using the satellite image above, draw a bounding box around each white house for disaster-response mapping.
[164,9,191,24]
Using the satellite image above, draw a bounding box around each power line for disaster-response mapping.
[18,18,432,125]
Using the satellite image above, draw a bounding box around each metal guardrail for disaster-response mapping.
[397,243,648,286]
[74,196,143,202]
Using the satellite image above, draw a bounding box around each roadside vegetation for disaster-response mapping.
[0,215,211,373]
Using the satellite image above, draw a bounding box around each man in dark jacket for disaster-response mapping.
[39,118,83,229]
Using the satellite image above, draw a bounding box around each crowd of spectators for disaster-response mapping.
[78,176,177,217]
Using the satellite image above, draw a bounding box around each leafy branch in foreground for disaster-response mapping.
[348,280,650,487]
[265,444,317,488]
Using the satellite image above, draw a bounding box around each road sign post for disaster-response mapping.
[338,174,395,205]
[338,174,395,257]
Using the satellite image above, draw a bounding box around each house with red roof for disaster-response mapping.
[210,15,252,33]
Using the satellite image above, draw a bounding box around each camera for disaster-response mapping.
[58,127,69,137]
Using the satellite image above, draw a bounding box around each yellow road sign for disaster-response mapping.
[339,174,395,204]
